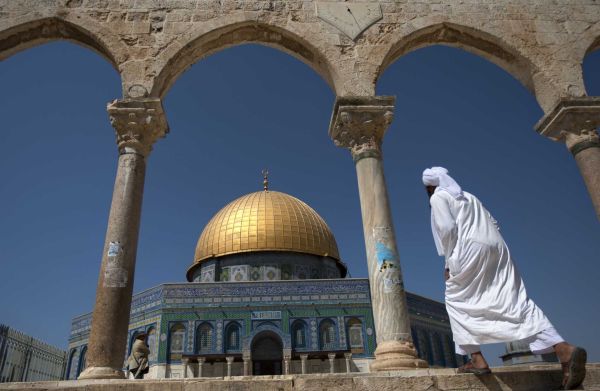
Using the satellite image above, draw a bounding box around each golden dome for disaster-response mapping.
[189,190,341,276]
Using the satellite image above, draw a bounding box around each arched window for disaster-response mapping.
[319,319,336,350]
[147,327,157,362]
[225,322,241,351]
[347,318,364,349]
[291,320,307,349]
[196,323,213,353]
[76,346,87,377]
[169,323,186,354]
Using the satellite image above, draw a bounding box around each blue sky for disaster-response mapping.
[1,41,599,366]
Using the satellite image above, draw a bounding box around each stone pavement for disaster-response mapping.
[1,364,599,390]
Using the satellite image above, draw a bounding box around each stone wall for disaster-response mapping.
[2,1,599,112]
[2,365,600,390]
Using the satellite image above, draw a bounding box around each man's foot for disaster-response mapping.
[558,346,587,390]
[457,361,492,375]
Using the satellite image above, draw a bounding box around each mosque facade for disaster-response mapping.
[67,189,464,379]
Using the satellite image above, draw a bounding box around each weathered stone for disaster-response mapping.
[2,365,600,390]
[1,0,599,105]
[536,97,600,220]
[78,99,168,380]
[329,96,427,371]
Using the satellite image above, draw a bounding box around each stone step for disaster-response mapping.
[1,364,599,391]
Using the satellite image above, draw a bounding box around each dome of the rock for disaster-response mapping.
[186,190,346,281]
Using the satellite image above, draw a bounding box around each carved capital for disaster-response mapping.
[107,99,169,157]
[535,97,600,150]
[329,96,395,162]
[563,128,600,155]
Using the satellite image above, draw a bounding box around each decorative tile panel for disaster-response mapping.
[250,265,262,281]
[264,265,280,281]
[201,265,215,282]
[231,265,249,282]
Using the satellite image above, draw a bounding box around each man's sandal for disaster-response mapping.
[457,361,492,375]
[561,347,587,390]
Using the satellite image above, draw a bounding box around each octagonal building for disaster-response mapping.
[67,188,464,379]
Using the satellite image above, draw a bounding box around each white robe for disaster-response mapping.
[430,189,552,345]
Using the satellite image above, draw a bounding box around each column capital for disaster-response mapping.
[534,97,600,155]
[299,354,308,360]
[327,353,337,360]
[344,352,352,359]
[328,96,395,162]
[226,356,235,363]
[198,356,206,364]
[107,98,169,157]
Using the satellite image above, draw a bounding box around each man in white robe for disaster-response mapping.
[423,167,586,389]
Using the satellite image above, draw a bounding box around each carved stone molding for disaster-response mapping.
[107,99,169,157]
[535,97,600,154]
[329,96,395,162]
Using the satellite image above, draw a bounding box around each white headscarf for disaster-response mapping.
[422,167,464,199]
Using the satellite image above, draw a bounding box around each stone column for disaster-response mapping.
[226,356,234,377]
[283,350,292,375]
[243,352,251,376]
[78,99,169,380]
[300,354,308,374]
[181,358,189,378]
[328,353,336,373]
[344,353,352,373]
[535,97,600,220]
[198,357,206,378]
[329,96,427,371]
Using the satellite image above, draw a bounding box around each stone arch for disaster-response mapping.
[0,15,127,71]
[250,330,283,375]
[243,323,290,351]
[376,22,554,108]
[151,19,339,98]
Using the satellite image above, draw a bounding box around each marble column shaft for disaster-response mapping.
[329,97,427,371]
[344,353,352,373]
[226,356,234,377]
[300,354,307,374]
[198,357,205,377]
[328,353,336,374]
[181,358,189,378]
[535,97,600,221]
[78,99,168,380]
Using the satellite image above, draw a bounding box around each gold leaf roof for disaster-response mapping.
[191,190,341,267]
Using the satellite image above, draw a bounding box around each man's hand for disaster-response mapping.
[444,268,450,281]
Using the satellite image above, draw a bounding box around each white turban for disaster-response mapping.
[422,167,464,199]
